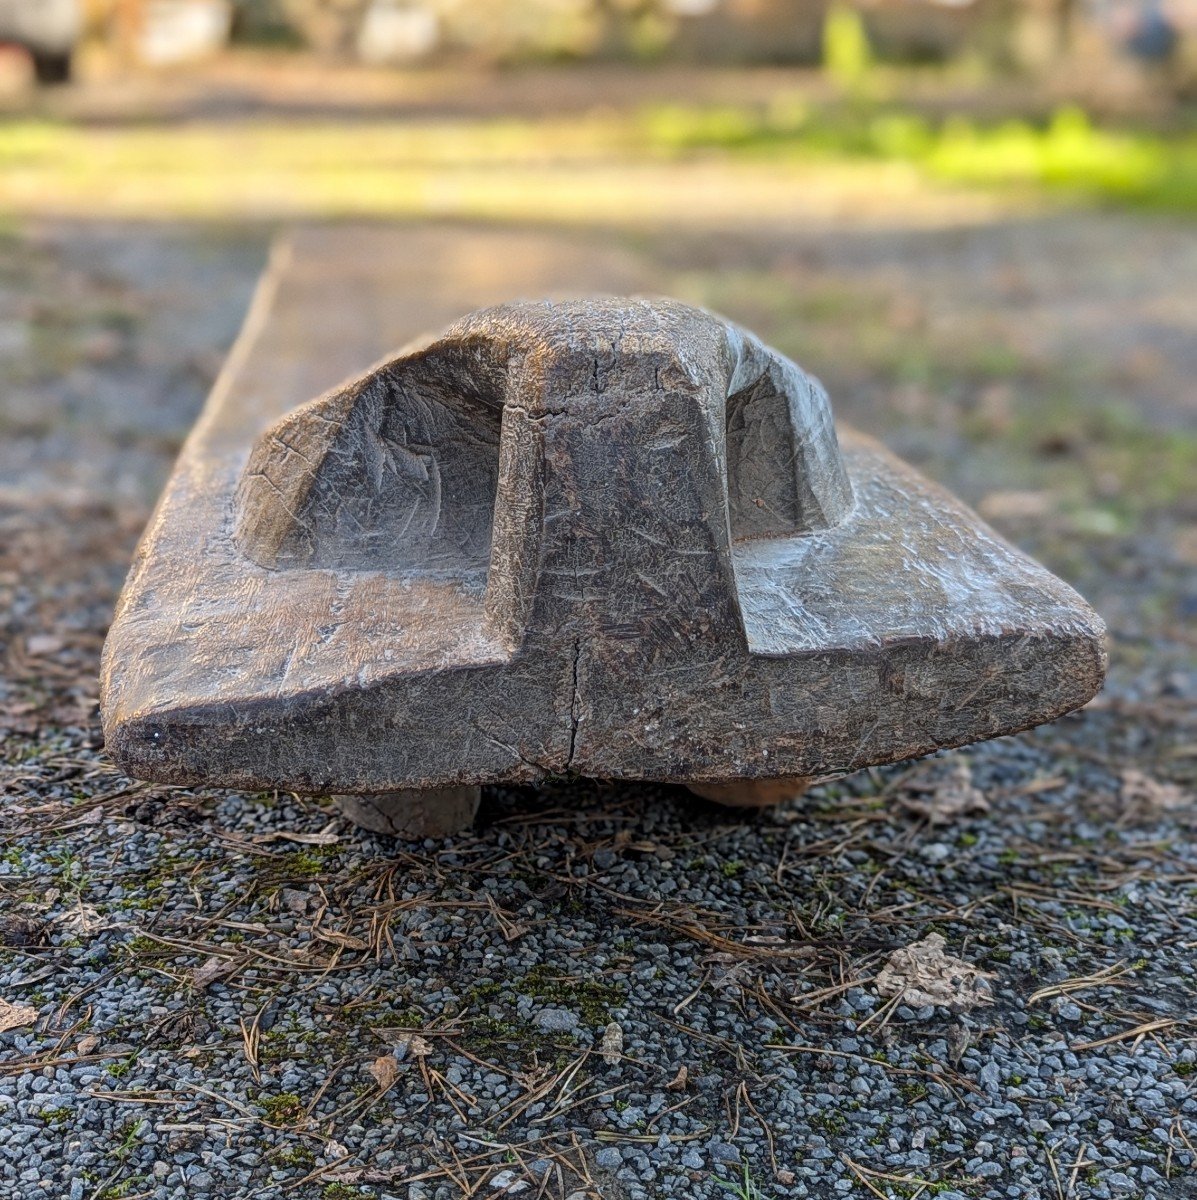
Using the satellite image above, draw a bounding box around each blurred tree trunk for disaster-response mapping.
[277,0,369,55]
[113,0,143,66]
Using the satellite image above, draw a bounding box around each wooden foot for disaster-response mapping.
[684,777,812,808]
[334,787,481,837]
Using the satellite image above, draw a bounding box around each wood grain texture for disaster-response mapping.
[100,225,1106,796]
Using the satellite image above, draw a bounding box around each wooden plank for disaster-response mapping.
[101,224,1106,796]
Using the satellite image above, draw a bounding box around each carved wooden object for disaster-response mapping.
[100,250,1105,835]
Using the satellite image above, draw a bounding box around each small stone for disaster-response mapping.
[533,1008,579,1034]
[488,1168,529,1193]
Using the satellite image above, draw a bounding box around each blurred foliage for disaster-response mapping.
[822,5,873,91]
[640,101,1197,211]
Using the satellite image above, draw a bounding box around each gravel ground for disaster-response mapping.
[1,219,1195,1200]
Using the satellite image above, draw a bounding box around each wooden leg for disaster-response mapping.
[684,777,812,808]
[334,787,481,837]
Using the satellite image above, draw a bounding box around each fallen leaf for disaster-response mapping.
[368,1055,399,1089]
[191,956,234,990]
[899,758,989,826]
[874,933,995,1011]
[665,1063,689,1091]
[381,1031,432,1061]
[0,999,38,1033]
[0,916,42,948]
[56,905,107,936]
[600,1021,623,1065]
[278,887,315,915]
[1120,768,1190,819]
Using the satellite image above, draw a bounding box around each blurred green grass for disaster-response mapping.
[0,99,1193,222]
[642,102,1197,213]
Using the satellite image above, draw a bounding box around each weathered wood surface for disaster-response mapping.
[100,225,1106,799]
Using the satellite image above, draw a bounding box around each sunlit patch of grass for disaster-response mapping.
[0,112,968,225]
[0,96,1191,224]
[924,106,1196,209]
[637,101,1197,212]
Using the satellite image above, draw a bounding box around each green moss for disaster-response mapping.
[278,848,334,878]
[98,1181,147,1200]
[460,1014,539,1060]
[259,1091,305,1124]
[898,1080,929,1103]
[269,1143,317,1168]
[463,980,503,1006]
[121,935,159,957]
[520,963,626,1026]
[810,1110,849,1135]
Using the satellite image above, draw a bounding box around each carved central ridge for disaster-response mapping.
[235,298,853,656]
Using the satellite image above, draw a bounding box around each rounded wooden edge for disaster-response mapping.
[683,777,812,808]
[334,786,481,837]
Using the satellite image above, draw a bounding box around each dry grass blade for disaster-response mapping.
[239,1013,260,1084]
[1072,1018,1179,1050]
[1028,959,1140,1005]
